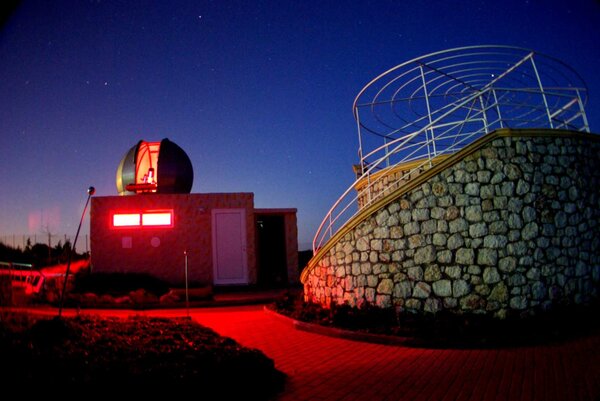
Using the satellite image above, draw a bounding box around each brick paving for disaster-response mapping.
[187,305,600,401]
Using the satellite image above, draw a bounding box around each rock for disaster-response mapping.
[433,233,447,246]
[445,206,460,220]
[508,213,523,229]
[483,267,501,284]
[499,257,517,273]
[407,266,423,281]
[424,298,442,313]
[393,281,412,299]
[465,205,483,222]
[437,250,453,264]
[367,275,378,288]
[414,245,436,264]
[449,218,468,233]
[483,235,507,249]
[412,208,430,221]
[447,233,464,250]
[465,182,480,196]
[405,298,421,311]
[460,294,482,310]
[424,265,442,281]
[432,280,452,297]
[522,222,539,240]
[404,222,420,236]
[456,248,475,265]
[508,274,526,286]
[504,164,522,180]
[469,223,488,238]
[129,289,159,305]
[407,236,423,250]
[377,279,393,294]
[489,282,508,302]
[375,295,391,308]
[445,265,462,279]
[452,279,470,297]
[412,282,432,298]
[489,221,508,234]
[421,219,437,235]
[510,295,527,310]
[477,170,491,183]
[432,182,448,196]
[477,249,498,266]
[531,281,546,300]
[516,179,530,195]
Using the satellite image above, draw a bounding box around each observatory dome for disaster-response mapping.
[116,138,194,195]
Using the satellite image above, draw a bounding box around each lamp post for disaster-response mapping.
[58,186,95,318]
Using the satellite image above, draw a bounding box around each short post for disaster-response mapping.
[184,250,189,318]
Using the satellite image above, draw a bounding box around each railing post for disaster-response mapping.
[575,89,590,133]
[419,65,436,165]
[355,110,365,175]
[491,89,504,128]
[479,96,490,134]
[529,56,554,129]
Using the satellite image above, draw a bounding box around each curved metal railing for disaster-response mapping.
[313,45,590,252]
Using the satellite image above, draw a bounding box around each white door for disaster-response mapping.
[212,209,248,285]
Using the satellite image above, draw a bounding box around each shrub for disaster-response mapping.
[73,272,170,297]
[0,315,285,398]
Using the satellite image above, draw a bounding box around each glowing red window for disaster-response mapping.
[112,210,173,228]
[142,212,172,226]
[113,213,141,227]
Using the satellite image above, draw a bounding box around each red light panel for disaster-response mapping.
[113,213,141,227]
[112,210,173,228]
[142,212,172,226]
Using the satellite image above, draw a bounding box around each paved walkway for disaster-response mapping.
[6,305,599,400]
[185,305,599,401]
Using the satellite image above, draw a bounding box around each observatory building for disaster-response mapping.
[90,139,298,287]
[302,46,600,318]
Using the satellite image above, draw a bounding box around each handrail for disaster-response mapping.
[314,46,590,253]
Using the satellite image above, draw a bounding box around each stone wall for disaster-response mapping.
[304,133,600,318]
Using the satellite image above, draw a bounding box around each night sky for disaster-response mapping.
[1,0,599,250]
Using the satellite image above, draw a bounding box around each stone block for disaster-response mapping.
[412,282,431,298]
[432,279,451,296]
[483,267,500,284]
[456,248,475,265]
[477,248,498,266]
[414,245,436,264]
[424,265,442,281]
[452,279,470,297]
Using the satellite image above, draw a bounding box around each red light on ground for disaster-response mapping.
[112,210,173,228]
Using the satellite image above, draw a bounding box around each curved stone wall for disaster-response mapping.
[303,130,600,318]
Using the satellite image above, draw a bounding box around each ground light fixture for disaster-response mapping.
[58,186,95,317]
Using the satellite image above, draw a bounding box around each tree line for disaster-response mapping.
[0,239,88,268]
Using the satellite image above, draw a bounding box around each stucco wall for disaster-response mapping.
[304,132,600,318]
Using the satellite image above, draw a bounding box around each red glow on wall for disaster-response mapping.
[111,210,174,228]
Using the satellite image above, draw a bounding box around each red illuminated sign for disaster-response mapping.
[112,210,173,228]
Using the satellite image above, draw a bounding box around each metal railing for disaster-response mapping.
[313,46,590,252]
[0,261,45,295]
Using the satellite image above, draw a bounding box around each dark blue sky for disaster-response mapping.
[1,0,599,250]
